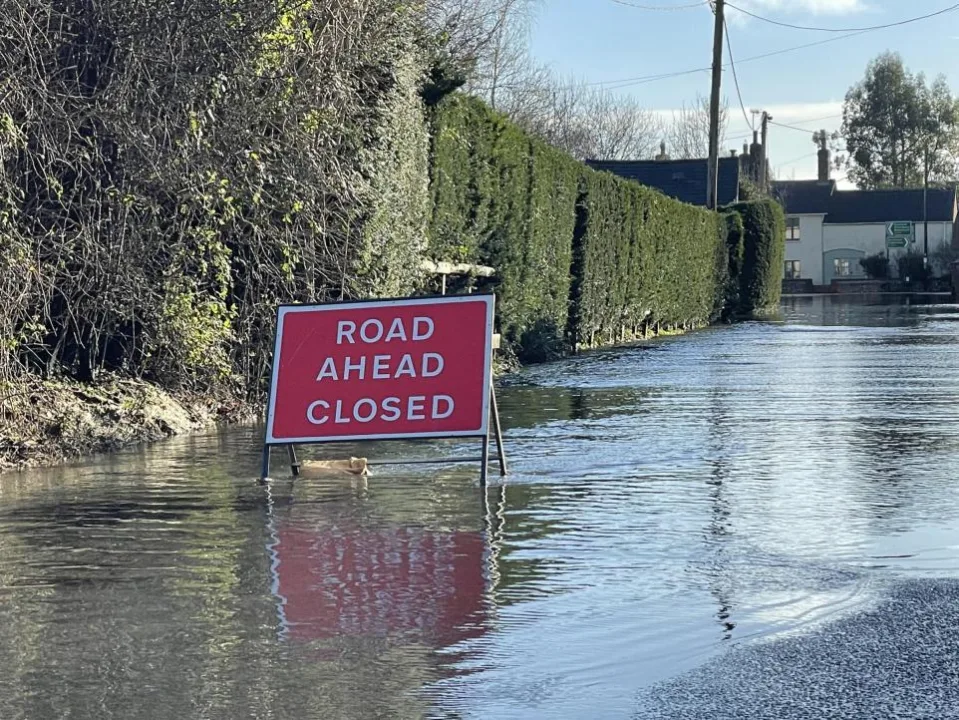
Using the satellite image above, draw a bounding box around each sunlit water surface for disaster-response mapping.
[3,296,959,719]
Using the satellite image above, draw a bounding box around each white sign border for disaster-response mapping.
[264,294,495,445]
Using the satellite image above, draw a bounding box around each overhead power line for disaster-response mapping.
[776,150,818,167]
[721,28,872,67]
[593,28,874,88]
[592,1,959,91]
[770,117,841,133]
[723,15,753,131]
[600,67,710,90]
[725,1,959,32]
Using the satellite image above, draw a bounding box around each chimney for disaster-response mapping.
[817,147,830,181]
[749,131,762,183]
[814,129,830,181]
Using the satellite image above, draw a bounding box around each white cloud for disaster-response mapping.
[756,101,844,122]
[736,0,866,15]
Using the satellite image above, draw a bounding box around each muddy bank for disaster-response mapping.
[0,378,252,472]
[0,327,703,472]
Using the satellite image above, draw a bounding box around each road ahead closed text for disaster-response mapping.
[266,296,494,443]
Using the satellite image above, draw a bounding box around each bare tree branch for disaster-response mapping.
[667,94,728,160]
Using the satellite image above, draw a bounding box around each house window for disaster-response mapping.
[834,258,853,277]
[784,260,802,279]
[786,217,801,241]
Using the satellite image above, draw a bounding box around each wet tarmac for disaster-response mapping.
[638,579,959,719]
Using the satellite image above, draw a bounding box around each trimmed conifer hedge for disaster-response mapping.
[428,94,738,360]
[722,210,746,318]
[727,199,786,314]
[428,95,580,360]
[569,171,728,347]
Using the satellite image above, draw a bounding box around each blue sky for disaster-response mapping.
[527,0,959,186]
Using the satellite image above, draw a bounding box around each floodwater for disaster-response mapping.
[4,295,959,719]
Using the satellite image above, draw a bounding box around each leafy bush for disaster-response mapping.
[596,173,726,341]
[931,241,958,277]
[522,140,580,357]
[860,252,890,279]
[0,0,429,396]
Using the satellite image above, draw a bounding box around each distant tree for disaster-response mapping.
[423,0,541,106]
[428,0,661,161]
[667,94,728,160]
[915,77,959,191]
[842,53,959,189]
[507,74,662,161]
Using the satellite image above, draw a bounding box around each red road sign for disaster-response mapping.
[266,295,494,444]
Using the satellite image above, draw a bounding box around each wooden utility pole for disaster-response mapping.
[923,150,930,270]
[707,0,724,210]
[923,179,929,266]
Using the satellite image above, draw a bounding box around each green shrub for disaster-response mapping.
[860,252,890,279]
[721,210,745,318]
[516,140,580,359]
[0,0,430,397]
[429,96,580,362]
[428,95,496,264]
[728,199,785,314]
[569,168,726,348]
[430,94,730,357]
[897,250,930,283]
[353,53,431,300]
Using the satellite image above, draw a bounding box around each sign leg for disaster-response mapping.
[490,383,508,477]
[259,445,271,484]
[287,444,300,477]
[480,430,490,488]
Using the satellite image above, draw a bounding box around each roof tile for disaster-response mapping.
[586,157,740,207]
[825,188,956,224]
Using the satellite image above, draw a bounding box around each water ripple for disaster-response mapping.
[2,298,959,718]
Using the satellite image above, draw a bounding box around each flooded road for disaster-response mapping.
[4,296,959,719]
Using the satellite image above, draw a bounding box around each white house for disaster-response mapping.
[772,180,958,287]
[771,180,833,285]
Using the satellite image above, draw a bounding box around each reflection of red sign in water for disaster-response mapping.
[266,296,494,444]
[274,525,488,646]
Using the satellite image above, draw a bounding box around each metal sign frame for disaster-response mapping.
[258,293,507,486]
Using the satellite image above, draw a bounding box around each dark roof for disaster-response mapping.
[771,181,957,224]
[824,188,956,224]
[585,157,740,207]
[771,180,835,215]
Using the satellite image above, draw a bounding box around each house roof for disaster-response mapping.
[585,157,740,207]
[771,181,958,224]
[824,187,956,224]
[771,180,835,215]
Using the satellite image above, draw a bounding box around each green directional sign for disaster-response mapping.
[887,221,913,239]
[887,237,908,249]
